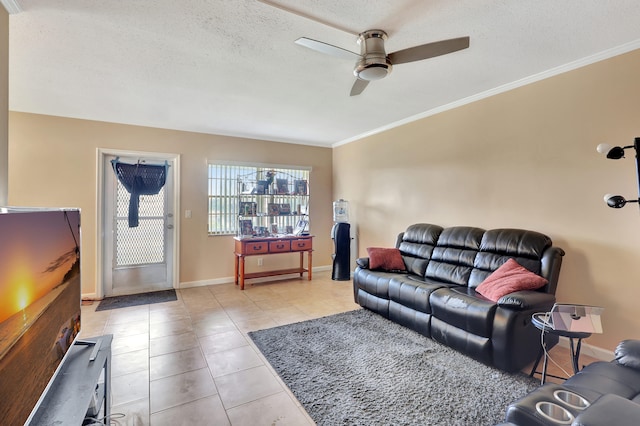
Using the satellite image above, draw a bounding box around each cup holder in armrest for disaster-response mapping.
[553,390,590,410]
[535,401,574,424]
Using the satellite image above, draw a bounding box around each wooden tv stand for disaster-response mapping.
[234,235,313,290]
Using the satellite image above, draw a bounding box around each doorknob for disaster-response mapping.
[167,224,174,229]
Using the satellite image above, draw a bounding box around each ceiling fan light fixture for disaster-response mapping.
[354,61,392,81]
[354,29,393,81]
[356,65,389,81]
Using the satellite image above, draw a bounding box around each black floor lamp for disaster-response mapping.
[597,137,640,208]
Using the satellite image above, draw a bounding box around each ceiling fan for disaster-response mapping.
[257,0,470,96]
[296,31,469,96]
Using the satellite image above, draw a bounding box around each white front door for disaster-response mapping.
[100,151,178,297]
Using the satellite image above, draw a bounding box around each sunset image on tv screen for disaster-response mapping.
[0,209,81,425]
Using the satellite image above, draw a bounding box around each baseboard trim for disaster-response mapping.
[83,265,334,297]
[178,265,332,289]
[179,277,229,288]
[557,336,614,362]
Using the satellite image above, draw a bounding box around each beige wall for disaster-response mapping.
[333,49,640,351]
[0,9,8,205]
[8,113,334,296]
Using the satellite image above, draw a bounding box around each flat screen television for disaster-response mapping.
[0,207,81,425]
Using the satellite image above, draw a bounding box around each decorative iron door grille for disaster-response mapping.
[114,180,166,266]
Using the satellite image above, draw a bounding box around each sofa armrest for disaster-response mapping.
[615,339,640,370]
[355,257,370,269]
[497,290,555,310]
[540,246,565,295]
[572,394,640,426]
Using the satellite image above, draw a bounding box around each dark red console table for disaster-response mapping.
[234,235,313,290]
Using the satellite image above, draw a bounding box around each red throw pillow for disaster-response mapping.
[475,258,548,302]
[367,247,406,272]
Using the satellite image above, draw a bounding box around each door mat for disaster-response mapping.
[95,289,177,311]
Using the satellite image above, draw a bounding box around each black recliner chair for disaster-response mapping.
[503,339,640,426]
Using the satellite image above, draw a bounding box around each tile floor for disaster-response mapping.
[80,271,358,425]
[80,270,600,425]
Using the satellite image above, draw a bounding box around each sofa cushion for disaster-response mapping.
[398,223,443,276]
[388,275,450,314]
[430,287,497,337]
[424,226,484,285]
[469,228,552,288]
[353,268,397,299]
[388,301,431,337]
[480,228,552,259]
[475,258,548,302]
[367,247,406,272]
[400,223,443,248]
[430,316,493,364]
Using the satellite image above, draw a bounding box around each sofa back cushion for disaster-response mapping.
[397,223,443,276]
[390,224,556,291]
[424,226,485,285]
[469,229,552,288]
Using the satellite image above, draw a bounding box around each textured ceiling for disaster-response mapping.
[7,0,640,147]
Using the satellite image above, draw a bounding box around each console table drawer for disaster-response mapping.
[269,240,291,253]
[291,238,312,251]
[245,242,269,254]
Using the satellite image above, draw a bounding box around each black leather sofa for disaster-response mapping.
[353,223,565,372]
[503,339,640,425]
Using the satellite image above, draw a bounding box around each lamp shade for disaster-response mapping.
[597,143,626,159]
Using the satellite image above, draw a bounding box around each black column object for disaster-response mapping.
[331,222,351,281]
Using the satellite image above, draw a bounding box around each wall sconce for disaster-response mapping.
[597,137,640,209]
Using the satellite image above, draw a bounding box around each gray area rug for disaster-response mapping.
[249,309,538,426]
[95,289,177,311]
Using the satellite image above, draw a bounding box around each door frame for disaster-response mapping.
[96,148,180,299]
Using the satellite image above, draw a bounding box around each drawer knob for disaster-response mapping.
[277,244,284,249]
[256,245,262,250]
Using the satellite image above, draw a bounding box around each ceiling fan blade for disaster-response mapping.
[350,79,369,96]
[388,36,470,65]
[295,37,360,60]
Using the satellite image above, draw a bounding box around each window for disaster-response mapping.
[208,163,310,235]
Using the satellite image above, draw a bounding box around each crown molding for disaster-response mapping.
[333,38,640,148]
[1,0,22,14]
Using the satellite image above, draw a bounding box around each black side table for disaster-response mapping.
[530,313,591,384]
